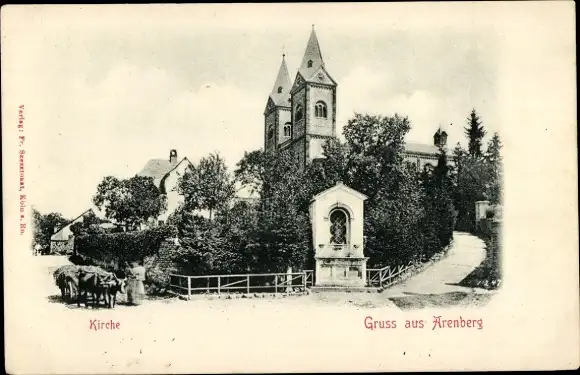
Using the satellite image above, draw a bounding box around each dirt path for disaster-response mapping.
[384,232,488,298]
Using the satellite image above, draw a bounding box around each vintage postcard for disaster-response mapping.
[2,2,578,373]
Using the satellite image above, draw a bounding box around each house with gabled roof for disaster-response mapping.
[137,149,194,222]
[49,208,116,254]
[50,209,92,254]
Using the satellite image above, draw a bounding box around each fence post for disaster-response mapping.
[303,272,306,292]
[379,270,383,288]
[274,275,278,294]
[247,275,250,294]
[218,276,221,295]
[206,278,209,293]
[187,276,191,300]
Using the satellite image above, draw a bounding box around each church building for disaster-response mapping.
[264,26,448,171]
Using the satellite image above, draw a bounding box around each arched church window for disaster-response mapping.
[295,104,303,122]
[268,128,274,140]
[307,60,313,68]
[315,101,327,118]
[329,208,349,245]
[283,122,292,137]
[277,86,283,94]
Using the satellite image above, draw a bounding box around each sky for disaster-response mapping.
[10,4,500,218]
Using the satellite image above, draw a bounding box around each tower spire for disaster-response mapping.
[299,25,324,77]
[269,53,291,106]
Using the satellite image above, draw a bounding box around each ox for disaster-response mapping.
[77,270,109,308]
[99,275,126,308]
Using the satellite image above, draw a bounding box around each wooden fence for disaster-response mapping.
[366,261,418,288]
[170,262,419,298]
[304,270,314,287]
[169,271,308,299]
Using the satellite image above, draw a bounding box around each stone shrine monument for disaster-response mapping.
[309,182,369,289]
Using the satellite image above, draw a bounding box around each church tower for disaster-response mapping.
[264,54,292,152]
[288,26,338,169]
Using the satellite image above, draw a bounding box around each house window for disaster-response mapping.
[329,208,349,245]
[283,122,292,137]
[315,101,327,118]
[307,60,313,68]
[277,86,283,94]
[295,104,303,122]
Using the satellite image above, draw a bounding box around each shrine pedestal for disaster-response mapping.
[314,256,368,287]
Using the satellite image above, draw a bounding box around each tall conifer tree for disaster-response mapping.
[464,109,486,158]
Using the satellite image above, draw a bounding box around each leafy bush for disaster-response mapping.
[459,221,501,290]
[74,224,177,272]
[143,255,177,295]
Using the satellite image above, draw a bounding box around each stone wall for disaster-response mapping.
[292,87,306,138]
[143,238,181,294]
[290,140,305,170]
[50,238,74,254]
[277,107,291,145]
[306,85,334,137]
[265,110,278,151]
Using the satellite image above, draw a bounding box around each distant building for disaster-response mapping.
[263,26,452,172]
[50,208,115,254]
[137,149,194,223]
[404,127,450,170]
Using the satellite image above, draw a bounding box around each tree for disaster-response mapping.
[484,132,503,205]
[214,200,259,273]
[171,214,227,275]
[420,146,455,256]
[342,113,410,200]
[297,138,350,211]
[235,149,311,273]
[464,109,486,158]
[364,164,425,267]
[93,175,167,231]
[32,209,70,250]
[70,211,105,236]
[452,122,500,232]
[452,154,490,232]
[234,150,271,196]
[179,152,235,221]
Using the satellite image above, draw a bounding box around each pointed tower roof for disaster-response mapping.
[268,54,292,107]
[298,25,324,79]
[436,123,449,135]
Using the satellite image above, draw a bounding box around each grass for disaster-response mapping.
[458,226,501,290]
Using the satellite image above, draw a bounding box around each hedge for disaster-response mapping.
[459,218,502,290]
[74,224,177,272]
